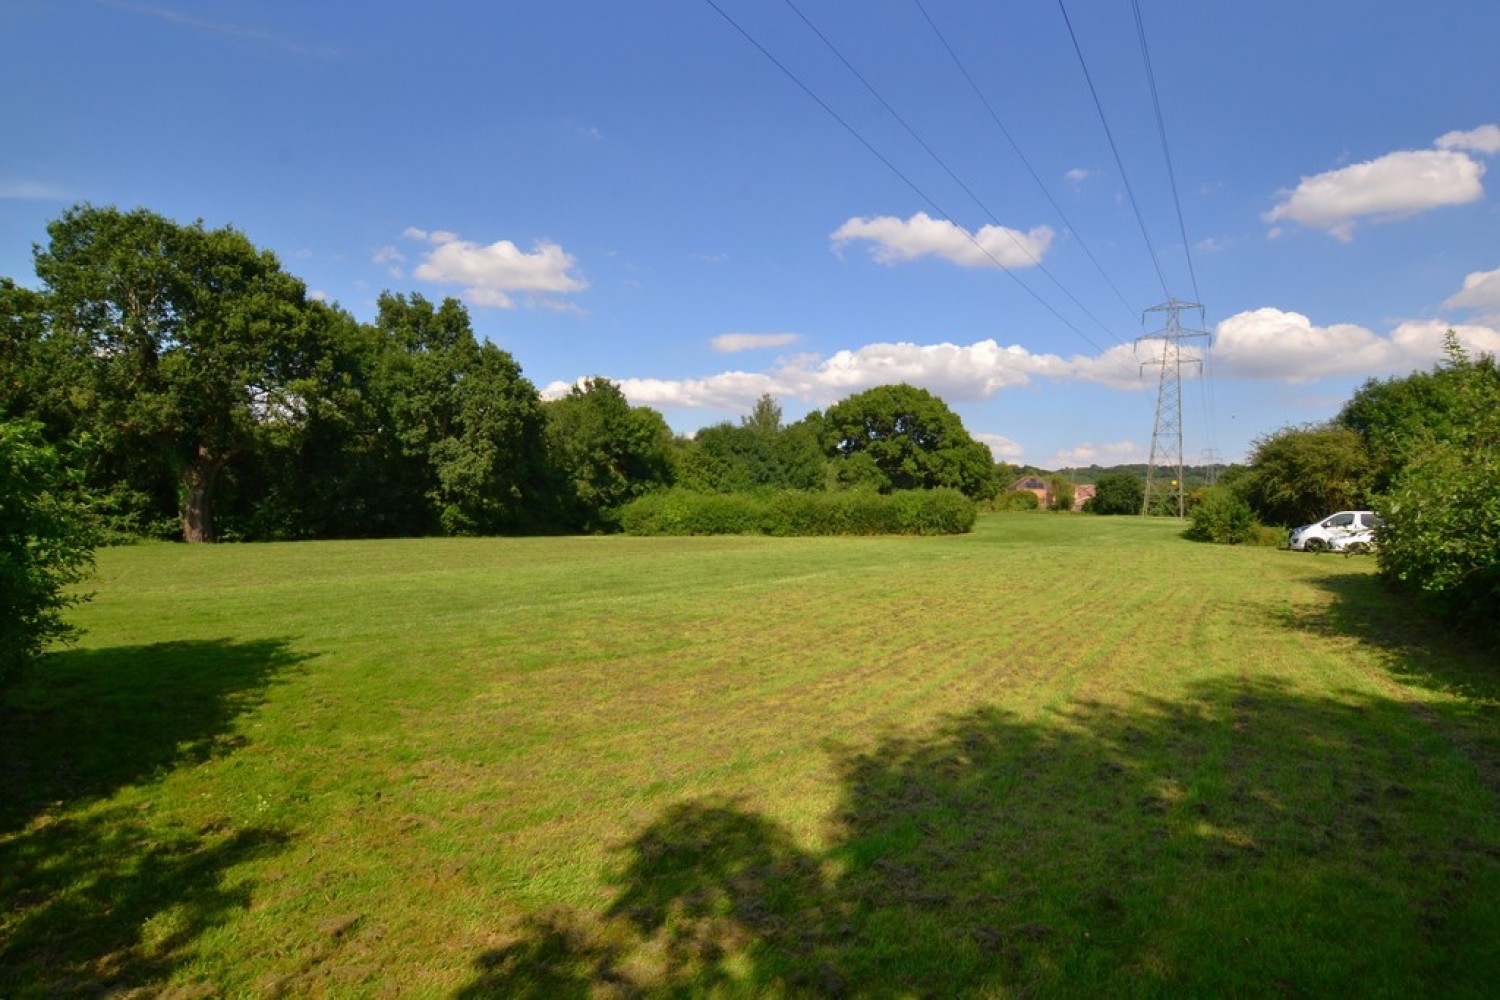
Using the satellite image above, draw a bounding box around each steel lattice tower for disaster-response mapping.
[1138,298,1208,517]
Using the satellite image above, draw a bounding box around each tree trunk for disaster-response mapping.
[180,446,226,543]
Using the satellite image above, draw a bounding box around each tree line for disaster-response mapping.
[2,204,1015,547]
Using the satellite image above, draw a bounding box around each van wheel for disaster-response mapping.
[1304,538,1327,553]
[1345,541,1370,556]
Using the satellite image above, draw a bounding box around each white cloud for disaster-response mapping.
[549,338,1146,416]
[1443,266,1500,321]
[1386,317,1500,358]
[545,298,1500,421]
[1265,148,1485,241]
[402,227,587,309]
[1436,124,1500,155]
[1045,441,1147,469]
[973,432,1025,462]
[0,179,70,201]
[1064,168,1091,183]
[1212,307,1500,382]
[372,245,404,265]
[309,289,327,302]
[711,332,801,353]
[831,212,1053,269]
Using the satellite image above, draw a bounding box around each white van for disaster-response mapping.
[1288,510,1384,552]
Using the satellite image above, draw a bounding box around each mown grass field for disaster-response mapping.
[2,513,1497,997]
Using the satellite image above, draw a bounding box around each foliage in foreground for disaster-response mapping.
[616,487,977,536]
[1372,338,1500,629]
[0,420,96,687]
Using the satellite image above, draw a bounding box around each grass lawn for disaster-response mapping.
[2,513,1497,997]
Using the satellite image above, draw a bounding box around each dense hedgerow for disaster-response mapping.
[617,488,976,536]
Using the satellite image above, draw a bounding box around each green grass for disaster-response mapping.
[2,513,1497,997]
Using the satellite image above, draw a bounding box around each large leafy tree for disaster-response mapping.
[33,204,315,542]
[369,292,555,536]
[1339,344,1500,491]
[545,377,674,531]
[821,384,997,498]
[682,395,824,494]
[216,298,395,540]
[1243,423,1372,527]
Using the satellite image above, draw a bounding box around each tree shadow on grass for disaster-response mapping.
[457,677,1500,997]
[1280,569,1500,704]
[0,638,307,834]
[0,639,304,995]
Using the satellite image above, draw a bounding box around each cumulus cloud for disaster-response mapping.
[711,332,801,353]
[1436,124,1500,155]
[1212,307,1500,382]
[546,338,1146,417]
[973,432,1025,462]
[1045,441,1147,469]
[831,212,1053,269]
[1265,148,1485,241]
[1064,168,1091,183]
[402,227,587,309]
[1443,266,1500,321]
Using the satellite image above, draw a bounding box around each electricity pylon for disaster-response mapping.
[1138,298,1208,517]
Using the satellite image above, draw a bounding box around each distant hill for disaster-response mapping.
[1023,463,1247,490]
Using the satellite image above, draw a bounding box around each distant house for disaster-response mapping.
[1009,475,1091,511]
[1011,475,1052,508]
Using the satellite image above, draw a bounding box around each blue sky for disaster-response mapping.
[3,1,1498,468]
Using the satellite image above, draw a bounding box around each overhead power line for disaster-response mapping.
[1130,0,1199,305]
[784,0,1124,346]
[701,0,1126,361]
[1128,0,1217,460]
[1055,0,1172,301]
[911,0,1139,325]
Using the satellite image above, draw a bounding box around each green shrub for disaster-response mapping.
[1378,444,1499,629]
[991,490,1040,511]
[615,488,765,535]
[1,420,98,687]
[893,487,978,534]
[619,488,975,537]
[1183,485,1260,545]
[1091,473,1145,515]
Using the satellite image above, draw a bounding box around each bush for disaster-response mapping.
[1378,444,1499,629]
[1183,485,1260,545]
[990,490,1040,512]
[615,488,764,535]
[1,420,97,688]
[618,488,975,537]
[892,487,978,534]
[1090,473,1144,515]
